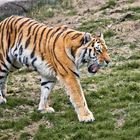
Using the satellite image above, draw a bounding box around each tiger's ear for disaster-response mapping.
[98,32,104,40]
[83,33,91,44]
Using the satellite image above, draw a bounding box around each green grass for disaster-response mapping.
[127,7,140,13]
[66,9,77,16]
[100,0,116,10]
[116,61,140,70]
[128,43,138,49]
[20,132,32,140]
[124,14,140,21]
[78,18,115,34]
[28,0,77,21]
[28,6,55,21]
[0,44,140,140]
[104,30,116,38]
[0,117,30,130]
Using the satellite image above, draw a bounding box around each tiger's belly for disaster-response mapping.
[10,45,56,77]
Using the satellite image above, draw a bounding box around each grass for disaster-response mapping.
[100,0,116,10]
[0,117,30,130]
[1,58,139,139]
[28,6,55,21]
[28,0,77,21]
[128,43,138,49]
[20,132,31,140]
[127,7,140,13]
[66,9,77,16]
[78,18,115,34]
[104,30,116,38]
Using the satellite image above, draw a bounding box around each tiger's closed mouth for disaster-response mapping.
[88,63,100,74]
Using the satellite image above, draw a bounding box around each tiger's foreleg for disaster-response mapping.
[38,77,56,113]
[61,75,95,122]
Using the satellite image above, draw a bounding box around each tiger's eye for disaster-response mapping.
[92,43,94,47]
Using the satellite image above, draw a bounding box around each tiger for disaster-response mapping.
[0,16,110,122]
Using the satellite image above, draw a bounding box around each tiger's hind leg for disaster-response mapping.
[38,76,56,113]
[0,53,20,104]
[0,64,9,104]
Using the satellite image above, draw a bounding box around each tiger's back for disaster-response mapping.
[0,16,84,77]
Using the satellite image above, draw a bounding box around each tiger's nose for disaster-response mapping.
[104,59,112,67]
[105,59,110,64]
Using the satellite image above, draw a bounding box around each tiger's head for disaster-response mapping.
[74,32,111,74]
[93,33,111,66]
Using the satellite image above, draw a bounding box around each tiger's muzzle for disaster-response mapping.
[88,61,101,74]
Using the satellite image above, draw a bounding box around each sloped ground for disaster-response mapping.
[0,0,140,139]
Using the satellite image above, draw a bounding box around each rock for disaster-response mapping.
[0,0,39,21]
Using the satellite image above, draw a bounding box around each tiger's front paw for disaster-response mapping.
[38,107,55,113]
[0,96,7,104]
[78,111,95,122]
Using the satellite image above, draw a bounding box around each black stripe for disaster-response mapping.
[1,20,7,56]
[18,31,23,46]
[32,24,40,35]
[10,18,15,33]
[12,64,20,69]
[14,17,23,25]
[19,57,22,63]
[64,48,75,64]
[7,34,11,53]
[6,16,14,29]
[63,30,74,40]
[41,53,45,61]
[1,69,7,73]
[71,33,82,40]
[13,44,18,53]
[45,28,53,44]
[24,57,29,67]
[44,28,53,52]
[30,44,36,59]
[83,48,87,59]
[33,25,44,44]
[18,18,30,30]
[31,58,37,71]
[11,26,17,48]
[89,49,92,58]
[27,19,35,25]
[50,27,62,38]
[25,36,31,49]
[38,27,46,52]
[69,69,80,78]
[32,58,37,64]
[53,27,68,46]
[4,17,14,55]
[52,27,68,75]
[7,56,20,69]
[45,86,50,90]
[27,20,34,26]
[27,22,38,36]
[6,55,12,64]
[41,81,54,86]
[47,27,65,46]
[1,62,9,71]
[46,28,53,38]
[0,76,5,79]
[54,52,68,74]
[19,45,23,55]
